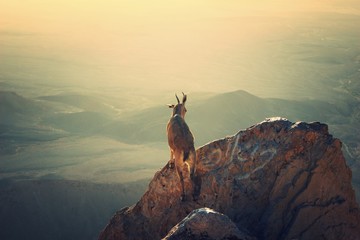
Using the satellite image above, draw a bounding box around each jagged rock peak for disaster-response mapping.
[99,118,360,240]
[162,207,255,240]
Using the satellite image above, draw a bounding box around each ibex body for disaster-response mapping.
[167,93,196,201]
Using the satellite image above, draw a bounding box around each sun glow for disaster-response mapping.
[1,0,360,94]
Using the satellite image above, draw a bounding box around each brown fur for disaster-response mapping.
[167,93,196,201]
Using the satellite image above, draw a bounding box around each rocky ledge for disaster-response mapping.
[99,118,360,240]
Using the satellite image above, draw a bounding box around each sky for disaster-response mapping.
[1,0,360,96]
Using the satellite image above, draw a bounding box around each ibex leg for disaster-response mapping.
[175,151,186,201]
[187,149,196,180]
[187,149,200,201]
[176,164,186,201]
[168,149,175,168]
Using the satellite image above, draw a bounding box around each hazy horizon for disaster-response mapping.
[1,0,360,99]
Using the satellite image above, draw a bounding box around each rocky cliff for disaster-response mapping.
[99,118,360,240]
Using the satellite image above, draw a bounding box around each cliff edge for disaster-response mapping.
[99,118,360,240]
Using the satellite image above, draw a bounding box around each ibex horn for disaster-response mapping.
[175,93,180,104]
[182,92,187,103]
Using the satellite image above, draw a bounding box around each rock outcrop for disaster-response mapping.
[162,208,255,240]
[99,118,360,240]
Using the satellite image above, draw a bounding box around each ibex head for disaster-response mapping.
[168,92,187,119]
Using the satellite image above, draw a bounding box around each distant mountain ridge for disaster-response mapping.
[1,90,359,198]
[100,89,342,145]
[99,118,360,240]
[0,91,44,126]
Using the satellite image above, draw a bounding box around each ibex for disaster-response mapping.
[167,92,196,201]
